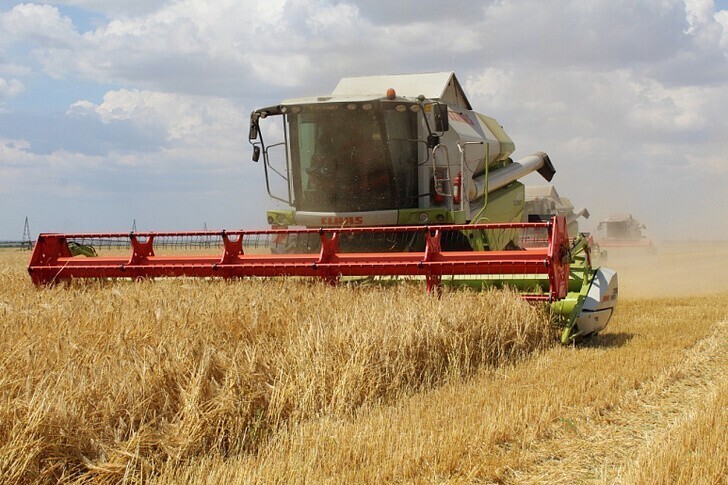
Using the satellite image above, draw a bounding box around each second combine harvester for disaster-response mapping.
[29,72,618,343]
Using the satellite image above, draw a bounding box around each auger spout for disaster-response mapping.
[467,152,556,202]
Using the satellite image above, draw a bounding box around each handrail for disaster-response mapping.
[457,141,485,212]
[431,144,452,210]
[470,143,491,224]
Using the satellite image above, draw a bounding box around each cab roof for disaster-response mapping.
[280,72,472,109]
[333,72,472,109]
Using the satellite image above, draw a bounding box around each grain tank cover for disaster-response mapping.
[332,72,472,109]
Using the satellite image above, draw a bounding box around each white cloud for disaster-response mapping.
[0,3,85,79]
[716,8,728,49]
[626,79,708,133]
[465,69,513,102]
[105,90,241,142]
[467,65,724,144]
[684,0,728,50]
[479,0,689,66]
[0,142,110,198]
[463,62,728,233]
[1,86,251,210]
[306,2,359,34]
[0,0,722,93]
[0,3,79,46]
[0,137,36,166]
[685,0,715,32]
[0,78,25,98]
[65,89,247,161]
[66,99,96,117]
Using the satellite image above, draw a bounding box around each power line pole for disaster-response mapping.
[203,222,210,247]
[22,216,31,250]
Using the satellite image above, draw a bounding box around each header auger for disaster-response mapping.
[29,72,618,343]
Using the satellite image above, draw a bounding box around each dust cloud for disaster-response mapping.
[597,242,728,300]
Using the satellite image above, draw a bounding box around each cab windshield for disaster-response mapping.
[288,102,418,212]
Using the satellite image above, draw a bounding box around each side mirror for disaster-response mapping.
[252,145,261,162]
[248,121,259,141]
[434,103,449,132]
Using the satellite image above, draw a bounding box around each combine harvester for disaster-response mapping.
[519,185,607,260]
[596,214,656,256]
[520,185,590,246]
[523,185,590,238]
[28,72,617,343]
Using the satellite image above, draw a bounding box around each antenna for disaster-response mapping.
[131,219,137,232]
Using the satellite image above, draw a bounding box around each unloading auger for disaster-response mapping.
[28,72,618,343]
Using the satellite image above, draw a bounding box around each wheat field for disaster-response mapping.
[1,244,727,483]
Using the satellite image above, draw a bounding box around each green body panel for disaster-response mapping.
[267,210,296,226]
[467,182,525,251]
[476,113,515,162]
[266,208,467,228]
[397,208,467,225]
[549,235,594,344]
[268,183,524,251]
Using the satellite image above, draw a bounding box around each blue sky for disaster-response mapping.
[1,0,727,241]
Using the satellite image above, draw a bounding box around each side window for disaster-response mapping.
[296,117,317,191]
